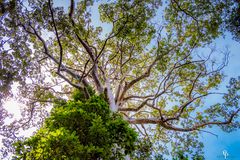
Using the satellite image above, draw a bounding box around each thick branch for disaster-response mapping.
[128,108,240,132]
[57,72,83,90]
[48,0,63,73]
[68,0,104,93]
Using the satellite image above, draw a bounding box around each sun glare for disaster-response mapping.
[3,100,22,122]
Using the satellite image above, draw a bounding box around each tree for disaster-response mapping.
[1,0,240,158]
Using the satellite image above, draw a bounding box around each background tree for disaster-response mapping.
[0,0,240,158]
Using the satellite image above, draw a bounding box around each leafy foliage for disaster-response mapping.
[172,151,205,160]
[13,91,138,159]
[225,0,240,41]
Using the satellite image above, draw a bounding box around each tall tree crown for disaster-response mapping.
[0,0,240,158]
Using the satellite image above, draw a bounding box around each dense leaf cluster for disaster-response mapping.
[13,91,138,159]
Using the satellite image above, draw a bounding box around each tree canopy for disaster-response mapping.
[0,0,240,158]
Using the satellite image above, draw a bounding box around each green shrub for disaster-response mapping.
[13,91,138,160]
